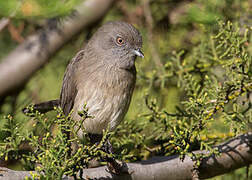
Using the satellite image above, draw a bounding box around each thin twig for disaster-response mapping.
[142,0,164,74]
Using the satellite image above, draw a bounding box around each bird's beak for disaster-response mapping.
[133,49,144,58]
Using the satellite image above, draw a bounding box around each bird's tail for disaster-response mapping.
[22,99,60,115]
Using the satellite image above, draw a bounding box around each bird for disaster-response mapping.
[23,21,143,145]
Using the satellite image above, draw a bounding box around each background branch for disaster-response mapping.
[0,133,251,180]
[142,0,164,74]
[0,18,10,32]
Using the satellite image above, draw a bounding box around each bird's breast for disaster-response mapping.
[72,67,136,136]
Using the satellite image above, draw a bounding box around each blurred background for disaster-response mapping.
[0,0,251,179]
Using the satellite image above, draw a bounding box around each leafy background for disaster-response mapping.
[0,0,251,179]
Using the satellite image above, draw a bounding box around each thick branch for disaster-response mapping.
[0,132,251,180]
[0,0,114,98]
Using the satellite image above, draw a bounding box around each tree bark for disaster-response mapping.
[0,132,251,180]
[0,0,114,98]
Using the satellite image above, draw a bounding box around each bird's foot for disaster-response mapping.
[100,139,129,174]
[106,158,129,175]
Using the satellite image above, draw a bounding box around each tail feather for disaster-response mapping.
[23,99,60,115]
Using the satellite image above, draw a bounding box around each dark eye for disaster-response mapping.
[116,37,124,46]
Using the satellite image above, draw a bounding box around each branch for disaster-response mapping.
[0,0,114,98]
[142,0,164,74]
[0,18,10,32]
[0,132,251,180]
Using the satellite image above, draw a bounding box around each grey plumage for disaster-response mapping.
[24,21,143,137]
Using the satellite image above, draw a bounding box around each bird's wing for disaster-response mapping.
[60,50,85,115]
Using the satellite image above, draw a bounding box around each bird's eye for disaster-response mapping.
[116,37,124,46]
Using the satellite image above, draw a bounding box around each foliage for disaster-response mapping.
[0,0,251,179]
[111,20,251,165]
[0,0,82,18]
[1,20,250,179]
[0,106,113,179]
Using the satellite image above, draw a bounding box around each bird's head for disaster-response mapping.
[89,21,144,69]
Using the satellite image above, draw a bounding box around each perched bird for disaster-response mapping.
[23,21,143,142]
